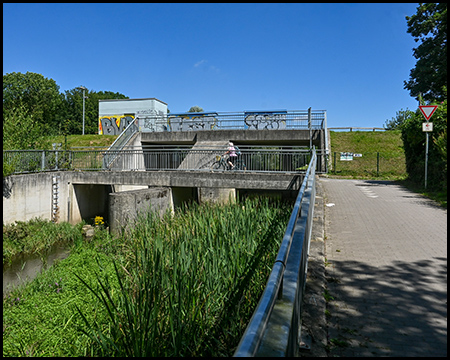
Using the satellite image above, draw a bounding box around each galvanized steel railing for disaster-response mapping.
[234,150,317,357]
[3,149,72,174]
[136,109,326,132]
[3,146,325,174]
[103,118,139,168]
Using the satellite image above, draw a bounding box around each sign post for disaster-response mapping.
[419,105,438,189]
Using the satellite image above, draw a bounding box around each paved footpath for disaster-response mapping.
[321,178,447,357]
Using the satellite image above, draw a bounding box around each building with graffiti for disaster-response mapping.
[98,98,167,135]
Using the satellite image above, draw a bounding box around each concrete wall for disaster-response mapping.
[3,170,303,226]
[198,187,236,204]
[3,173,53,224]
[109,187,173,236]
[99,98,168,135]
[141,128,323,146]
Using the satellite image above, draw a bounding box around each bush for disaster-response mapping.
[400,98,447,190]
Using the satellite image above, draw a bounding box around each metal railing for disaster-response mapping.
[103,119,139,168]
[3,150,72,174]
[3,147,326,174]
[234,150,317,357]
[136,109,326,132]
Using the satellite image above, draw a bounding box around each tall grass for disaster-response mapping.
[76,197,291,356]
[3,219,84,266]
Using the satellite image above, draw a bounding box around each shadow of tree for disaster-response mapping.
[325,256,447,357]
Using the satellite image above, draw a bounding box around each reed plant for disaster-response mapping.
[3,218,84,266]
[76,196,292,357]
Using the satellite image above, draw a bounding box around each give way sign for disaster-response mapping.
[419,105,438,121]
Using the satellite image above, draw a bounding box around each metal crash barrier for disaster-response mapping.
[234,150,317,357]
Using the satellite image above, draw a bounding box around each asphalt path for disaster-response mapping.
[321,178,447,357]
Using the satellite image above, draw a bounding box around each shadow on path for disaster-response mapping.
[325,256,447,357]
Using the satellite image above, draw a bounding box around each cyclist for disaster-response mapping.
[224,141,237,170]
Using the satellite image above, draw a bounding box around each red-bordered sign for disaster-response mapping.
[419,105,438,121]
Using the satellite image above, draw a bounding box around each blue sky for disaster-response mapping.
[3,3,421,128]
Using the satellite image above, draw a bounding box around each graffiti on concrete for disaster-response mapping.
[168,113,218,131]
[99,114,135,135]
[244,112,287,130]
[137,109,167,132]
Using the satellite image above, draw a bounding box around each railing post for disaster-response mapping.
[308,107,312,150]
[41,150,45,171]
[333,152,336,174]
[377,152,380,177]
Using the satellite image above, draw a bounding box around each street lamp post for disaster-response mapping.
[78,86,87,135]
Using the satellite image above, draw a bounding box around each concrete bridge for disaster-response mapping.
[3,109,329,235]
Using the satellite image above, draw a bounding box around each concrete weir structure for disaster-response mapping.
[3,170,304,235]
[4,109,328,234]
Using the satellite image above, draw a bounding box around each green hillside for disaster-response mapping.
[328,130,406,180]
[40,134,118,149]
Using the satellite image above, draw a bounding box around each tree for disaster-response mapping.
[3,72,64,136]
[61,89,128,135]
[188,106,204,112]
[404,3,447,102]
[400,95,447,190]
[384,108,415,130]
[3,102,47,149]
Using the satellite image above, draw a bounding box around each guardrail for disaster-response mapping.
[328,127,385,131]
[234,150,317,357]
[3,149,72,174]
[103,119,139,168]
[4,147,326,175]
[136,109,327,132]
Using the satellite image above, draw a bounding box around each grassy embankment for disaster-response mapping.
[39,134,118,149]
[3,197,292,357]
[328,130,446,207]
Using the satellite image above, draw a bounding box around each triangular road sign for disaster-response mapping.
[419,105,438,121]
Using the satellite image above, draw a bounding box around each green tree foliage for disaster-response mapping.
[61,89,128,135]
[404,3,447,102]
[3,102,47,150]
[188,105,204,112]
[384,108,415,130]
[3,72,64,140]
[400,93,447,190]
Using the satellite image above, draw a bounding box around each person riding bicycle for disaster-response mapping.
[224,141,238,170]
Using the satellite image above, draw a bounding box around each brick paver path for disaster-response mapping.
[321,179,447,357]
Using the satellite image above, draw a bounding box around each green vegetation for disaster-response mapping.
[400,96,447,192]
[328,129,446,208]
[404,3,447,102]
[40,134,118,150]
[3,219,84,266]
[3,197,291,357]
[329,130,406,180]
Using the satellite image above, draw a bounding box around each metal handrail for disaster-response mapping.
[3,148,325,174]
[234,150,317,357]
[136,110,327,132]
[103,119,139,168]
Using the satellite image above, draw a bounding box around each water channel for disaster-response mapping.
[3,244,71,295]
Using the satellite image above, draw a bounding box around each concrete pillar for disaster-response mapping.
[109,187,173,236]
[198,187,236,204]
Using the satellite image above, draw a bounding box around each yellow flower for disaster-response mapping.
[94,216,104,226]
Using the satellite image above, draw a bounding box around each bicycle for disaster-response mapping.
[210,155,230,170]
[210,155,246,171]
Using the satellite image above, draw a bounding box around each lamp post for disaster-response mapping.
[77,86,87,135]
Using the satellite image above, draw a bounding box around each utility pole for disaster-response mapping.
[77,86,87,135]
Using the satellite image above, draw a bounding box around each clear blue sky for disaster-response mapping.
[3,3,421,128]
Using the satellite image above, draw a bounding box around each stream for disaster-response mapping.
[3,244,71,295]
